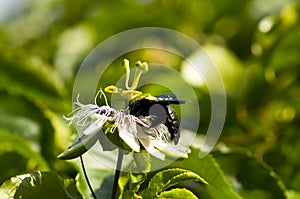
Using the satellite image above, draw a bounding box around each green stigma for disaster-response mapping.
[124,59,148,90]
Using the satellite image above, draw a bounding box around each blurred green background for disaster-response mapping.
[1,0,300,198]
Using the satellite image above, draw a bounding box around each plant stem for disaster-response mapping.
[80,155,97,199]
[111,149,124,199]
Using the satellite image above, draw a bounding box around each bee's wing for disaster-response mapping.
[156,94,186,104]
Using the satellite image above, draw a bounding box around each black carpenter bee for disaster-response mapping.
[129,94,185,145]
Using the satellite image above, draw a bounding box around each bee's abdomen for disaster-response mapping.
[164,105,180,145]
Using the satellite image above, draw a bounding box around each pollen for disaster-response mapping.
[104,85,119,93]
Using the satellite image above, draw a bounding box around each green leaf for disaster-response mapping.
[156,188,198,199]
[0,93,56,163]
[95,175,114,199]
[132,151,151,173]
[64,178,84,199]
[213,149,286,199]
[118,172,147,199]
[140,168,207,199]
[286,190,300,199]
[0,129,49,170]
[0,171,82,199]
[170,148,242,199]
[44,110,73,154]
[0,49,68,112]
[121,190,142,199]
[129,173,147,193]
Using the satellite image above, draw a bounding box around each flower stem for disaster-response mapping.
[111,149,123,199]
[80,155,97,199]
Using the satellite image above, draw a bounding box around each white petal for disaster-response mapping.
[80,118,106,136]
[144,124,170,142]
[136,126,166,160]
[152,140,189,159]
[118,117,140,152]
